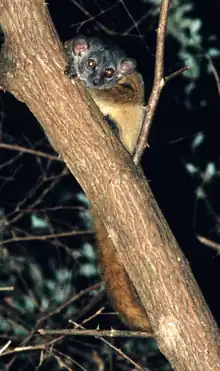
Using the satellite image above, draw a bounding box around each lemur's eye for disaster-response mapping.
[104,68,115,78]
[86,59,97,69]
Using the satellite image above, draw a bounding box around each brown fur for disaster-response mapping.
[94,217,150,331]
[64,38,149,329]
[89,72,151,331]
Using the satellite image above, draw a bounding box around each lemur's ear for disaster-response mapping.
[73,36,89,55]
[120,59,136,75]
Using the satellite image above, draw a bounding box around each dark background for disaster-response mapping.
[0,0,220,370]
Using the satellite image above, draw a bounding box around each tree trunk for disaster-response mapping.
[0,1,219,370]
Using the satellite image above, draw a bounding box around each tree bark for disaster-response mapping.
[0,1,219,370]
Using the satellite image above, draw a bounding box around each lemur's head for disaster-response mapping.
[70,35,136,89]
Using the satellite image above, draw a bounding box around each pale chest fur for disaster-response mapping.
[87,72,144,153]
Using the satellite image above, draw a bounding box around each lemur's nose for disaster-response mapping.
[92,77,101,86]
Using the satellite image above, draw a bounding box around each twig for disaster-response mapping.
[1,228,94,245]
[0,341,11,355]
[0,337,63,356]
[70,0,119,34]
[9,167,69,226]
[70,0,118,36]
[39,327,151,338]
[197,235,220,253]
[0,143,60,161]
[164,66,189,83]
[39,322,148,371]
[205,53,220,97]
[133,0,187,164]
[0,283,103,363]
[0,286,14,291]
[53,348,87,371]
[37,282,103,326]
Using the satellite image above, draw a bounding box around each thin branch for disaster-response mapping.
[1,228,94,245]
[164,66,190,83]
[11,205,87,214]
[0,337,63,357]
[0,143,60,161]
[197,235,220,253]
[205,53,220,97]
[133,0,187,164]
[0,282,103,366]
[0,287,14,291]
[39,327,152,339]
[40,322,147,371]
[36,282,103,326]
[6,167,68,226]
[0,341,11,355]
[70,0,119,36]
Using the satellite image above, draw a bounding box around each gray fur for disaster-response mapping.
[65,36,136,90]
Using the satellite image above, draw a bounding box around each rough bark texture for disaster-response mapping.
[0,1,219,370]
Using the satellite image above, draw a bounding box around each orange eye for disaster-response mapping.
[86,59,97,69]
[104,68,115,78]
